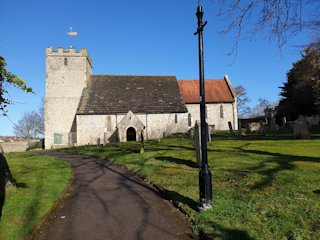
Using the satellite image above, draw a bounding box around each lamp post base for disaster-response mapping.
[198,166,213,211]
[198,201,213,212]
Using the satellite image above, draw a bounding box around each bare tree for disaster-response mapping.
[38,98,44,136]
[13,111,42,138]
[234,85,250,118]
[248,97,278,118]
[213,0,320,55]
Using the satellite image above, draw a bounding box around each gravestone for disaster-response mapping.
[260,121,266,136]
[0,147,15,190]
[247,122,260,133]
[294,115,310,139]
[195,121,202,167]
[228,121,234,136]
[238,120,242,137]
[270,117,279,132]
[140,130,145,153]
[282,117,287,126]
[206,123,211,142]
[96,138,101,147]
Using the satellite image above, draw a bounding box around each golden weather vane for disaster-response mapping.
[67,27,77,48]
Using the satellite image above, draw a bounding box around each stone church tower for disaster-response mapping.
[45,47,92,149]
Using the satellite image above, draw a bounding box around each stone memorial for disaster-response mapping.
[140,130,145,153]
[260,121,266,135]
[294,115,310,139]
[0,147,16,190]
[247,122,260,134]
[238,120,242,137]
[228,121,234,136]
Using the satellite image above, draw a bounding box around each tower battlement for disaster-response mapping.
[46,47,92,66]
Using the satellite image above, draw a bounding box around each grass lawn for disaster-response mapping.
[0,152,72,240]
[60,131,320,239]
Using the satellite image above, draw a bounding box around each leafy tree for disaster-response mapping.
[234,85,250,118]
[0,56,33,116]
[277,42,320,120]
[212,0,320,55]
[13,111,43,138]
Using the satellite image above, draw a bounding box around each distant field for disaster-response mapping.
[61,131,320,239]
[0,152,71,240]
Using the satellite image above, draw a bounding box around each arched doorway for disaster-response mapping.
[126,127,136,141]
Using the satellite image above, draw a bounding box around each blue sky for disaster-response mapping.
[0,0,314,136]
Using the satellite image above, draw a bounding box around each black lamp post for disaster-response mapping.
[194,0,213,211]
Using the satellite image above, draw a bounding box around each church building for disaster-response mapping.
[45,47,237,149]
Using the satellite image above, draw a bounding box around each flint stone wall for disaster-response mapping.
[0,141,29,153]
[76,112,189,145]
[186,102,238,130]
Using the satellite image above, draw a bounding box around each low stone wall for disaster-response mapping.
[0,141,29,153]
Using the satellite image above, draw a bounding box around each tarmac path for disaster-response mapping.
[33,151,197,240]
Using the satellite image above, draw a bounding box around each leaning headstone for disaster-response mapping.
[294,115,310,139]
[195,121,202,167]
[228,121,234,136]
[238,120,242,137]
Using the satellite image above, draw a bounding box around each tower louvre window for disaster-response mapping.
[175,114,178,123]
[64,58,68,66]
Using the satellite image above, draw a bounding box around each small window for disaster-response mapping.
[107,116,111,131]
[188,113,192,127]
[220,104,224,118]
[64,58,68,66]
[175,114,178,123]
[54,133,62,144]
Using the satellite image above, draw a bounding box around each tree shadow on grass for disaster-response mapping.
[200,222,254,240]
[155,156,198,168]
[91,158,199,211]
[233,145,320,190]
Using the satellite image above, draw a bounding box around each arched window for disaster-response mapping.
[188,113,192,127]
[175,114,178,123]
[64,58,68,66]
[220,104,224,118]
[107,116,111,131]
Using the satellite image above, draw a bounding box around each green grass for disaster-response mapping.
[0,152,72,240]
[60,131,320,239]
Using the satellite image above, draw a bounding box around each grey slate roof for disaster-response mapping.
[77,75,188,115]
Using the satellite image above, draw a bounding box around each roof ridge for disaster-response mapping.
[178,79,224,81]
[91,74,177,77]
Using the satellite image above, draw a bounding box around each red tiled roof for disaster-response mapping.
[177,79,235,103]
